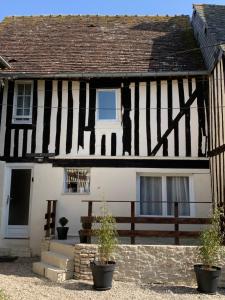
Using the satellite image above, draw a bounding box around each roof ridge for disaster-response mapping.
[2,14,190,20]
[193,3,225,8]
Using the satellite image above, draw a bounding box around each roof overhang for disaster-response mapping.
[0,70,209,80]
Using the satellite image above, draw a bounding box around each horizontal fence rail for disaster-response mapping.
[80,200,212,245]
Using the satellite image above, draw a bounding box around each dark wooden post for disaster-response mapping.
[131,202,135,244]
[51,200,57,236]
[45,200,51,237]
[174,202,179,245]
[87,201,93,243]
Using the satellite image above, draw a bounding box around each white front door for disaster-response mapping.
[5,168,32,238]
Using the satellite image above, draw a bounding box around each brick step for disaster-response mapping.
[41,251,74,271]
[49,241,74,258]
[33,261,73,282]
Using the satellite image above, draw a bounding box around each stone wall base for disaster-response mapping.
[74,244,225,286]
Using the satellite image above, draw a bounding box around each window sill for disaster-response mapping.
[137,214,192,218]
[95,121,122,130]
[62,192,90,196]
[12,120,33,125]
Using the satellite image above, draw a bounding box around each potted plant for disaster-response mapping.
[194,209,224,294]
[90,207,118,291]
[56,217,69,240]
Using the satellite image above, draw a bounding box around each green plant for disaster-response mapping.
[199,209,224,268]
[0,289,8,300]
[95,206,118,264]
[58,217,68,227]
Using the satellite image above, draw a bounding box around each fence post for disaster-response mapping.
[51,200,57,236]
[174,202,179,245]
[131,202,135,245]
[45,200,51,237]
[87,201,93,243]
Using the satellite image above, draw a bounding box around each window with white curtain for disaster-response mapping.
[140,176,191,216]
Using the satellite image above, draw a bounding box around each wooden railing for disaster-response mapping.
[80,200,212,245]
[44,200,57,237]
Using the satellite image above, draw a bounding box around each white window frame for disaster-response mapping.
[12,80,33,124]
[137,174,195,217]
[96,89,121,123]
[63,168,91,195]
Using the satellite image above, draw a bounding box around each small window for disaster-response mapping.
[64,168,90,194]
[12,82,33,124]
[96,89,118,121]
[140,176,191,216]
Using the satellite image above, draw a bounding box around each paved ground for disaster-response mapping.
[0,258,224,300]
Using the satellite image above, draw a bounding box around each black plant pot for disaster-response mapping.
[194,264,221,294]
[90,261,116,291]
[56,227,69,240]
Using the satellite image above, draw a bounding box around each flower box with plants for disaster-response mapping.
[90,206,118,291]
[194,209,224,294]
[56,217,69,240]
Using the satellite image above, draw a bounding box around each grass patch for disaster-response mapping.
[0,289,8,300]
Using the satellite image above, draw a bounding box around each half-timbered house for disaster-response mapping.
[192,4,225,217]
[0,15,211,255]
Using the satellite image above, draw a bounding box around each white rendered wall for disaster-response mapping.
[0,163,212,255]
[28,163,211,255]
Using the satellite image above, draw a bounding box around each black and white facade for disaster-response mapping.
[0,14,213,255]
[0,77,209,161]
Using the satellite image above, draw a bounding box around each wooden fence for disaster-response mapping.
[80,200,212,245]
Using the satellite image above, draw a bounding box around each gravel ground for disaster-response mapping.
[0,258,224,300]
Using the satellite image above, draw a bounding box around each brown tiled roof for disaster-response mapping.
[0,15,205,76]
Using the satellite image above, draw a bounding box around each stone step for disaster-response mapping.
[45,267,74,283]
[41,251,74,271]
[49,241,74,258]
[32,261,73,282]
[33,261,47,277]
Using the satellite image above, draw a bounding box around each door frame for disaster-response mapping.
[3,164,34,238]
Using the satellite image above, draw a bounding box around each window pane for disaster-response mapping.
[140,177,162,215]
[65,169,90,193]
[25,84,31,95]
[98,91,116,120]
[17,84,24,96]
[167,177,190,216]
[24,108,30,116]
[16,108,23,116]
[17,96,24,108]
[24,96,31,108]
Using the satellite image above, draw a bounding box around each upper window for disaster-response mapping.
[96,89,119,121]
[64,168,90,194]
[140,176,191,217]
[12,82,33,124]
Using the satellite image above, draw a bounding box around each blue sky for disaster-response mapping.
[0,0,225,20]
